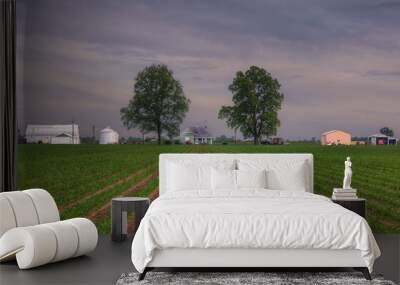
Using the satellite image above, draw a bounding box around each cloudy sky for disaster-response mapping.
[17,0,400,139]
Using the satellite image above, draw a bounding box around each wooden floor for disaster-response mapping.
[0,234,399,285]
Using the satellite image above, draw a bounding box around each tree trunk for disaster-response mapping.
[157,131,161,145]
[157,124,161,145]
[253,119,258,145]
[253,135,259,145]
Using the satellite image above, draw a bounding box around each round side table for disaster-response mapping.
[111,197,150,242]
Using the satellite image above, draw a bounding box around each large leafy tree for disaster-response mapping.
[379,127,394,137]
[121,64,190,144]
[218,66,284,144]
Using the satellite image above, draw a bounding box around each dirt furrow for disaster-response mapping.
[382,219,400,229]
[59,168,148,213]
[148,186,159,202]
[87,172,158,222]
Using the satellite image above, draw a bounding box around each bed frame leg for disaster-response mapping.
[138,268,148,281]
[354,267,371,280]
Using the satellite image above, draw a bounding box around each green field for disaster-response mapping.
[17,143,400,234]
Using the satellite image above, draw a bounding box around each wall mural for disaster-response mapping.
[16,0,400,233]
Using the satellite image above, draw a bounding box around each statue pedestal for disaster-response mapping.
[332,188,358,200]
[333,188,357,192]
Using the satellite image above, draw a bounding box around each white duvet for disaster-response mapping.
[131,190,380,273]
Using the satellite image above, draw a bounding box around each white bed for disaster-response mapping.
[131,154,380,280]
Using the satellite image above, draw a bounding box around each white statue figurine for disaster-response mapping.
[343,157,352,189]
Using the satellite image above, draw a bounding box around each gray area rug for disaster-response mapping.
[116,272,396,285]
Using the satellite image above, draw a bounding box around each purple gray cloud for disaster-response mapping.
[17,0,400,139]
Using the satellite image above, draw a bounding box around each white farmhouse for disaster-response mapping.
[181,126,214,144]
[368,134,397,145]
[25,124,80,144]
[99,127,119,144]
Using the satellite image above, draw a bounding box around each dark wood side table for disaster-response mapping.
[111,197,150,242]
[332,198,366,218]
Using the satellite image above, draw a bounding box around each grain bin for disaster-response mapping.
[99,127,119,144]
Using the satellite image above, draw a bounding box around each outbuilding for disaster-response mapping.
[99,127,119,144]
[181,126,214,144]
[368,134,397,145]
[25,124,80,144]
[320,130,351,145]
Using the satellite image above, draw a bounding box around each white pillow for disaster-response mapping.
[237,169,267,189]
[238,159,307,191]
[266,162,306,191]
[167,162,211,191]
[211,168,237,191]
[168,158,236,170]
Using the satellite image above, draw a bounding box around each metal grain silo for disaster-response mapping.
[99,127,119,144]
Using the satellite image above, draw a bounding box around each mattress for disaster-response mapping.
[131,190,380,273]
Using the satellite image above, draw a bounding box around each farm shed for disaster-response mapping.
[260,136,284,145]
[320,130,351,145]
[25,124,80,144]
[270,136,284,145]
[368,134,397,145]
[181,126,214,144]
[99,127,119,144]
